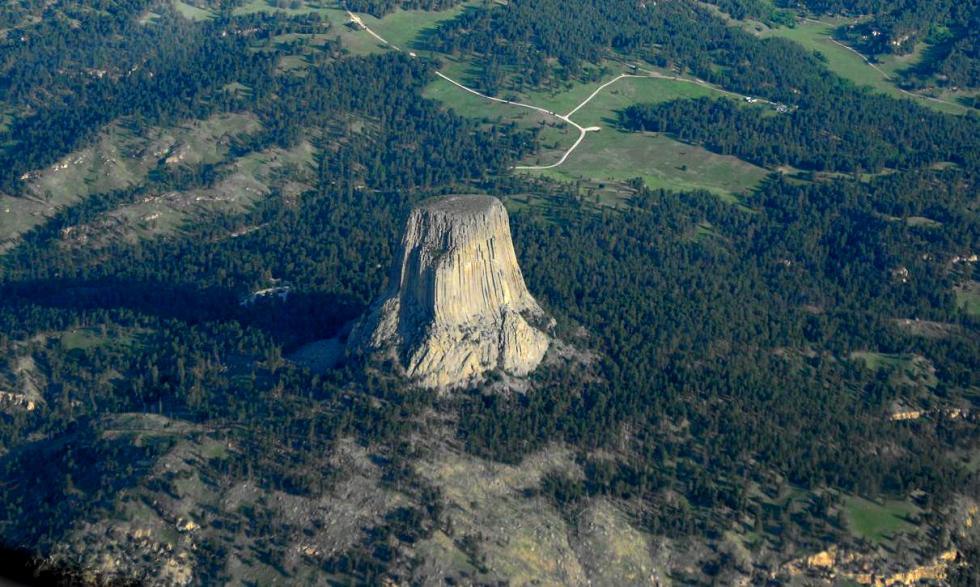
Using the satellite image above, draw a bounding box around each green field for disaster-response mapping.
[567,76,721,128]
[226,1,477,66]
[539,76,768,199]
[60,327,147,351]
[232,0,331,16]
[850,351,914,371]
[423,71,581,172]
[955,281,980,316]
[425,72,768,199]
[227,1,382,55]
[138,10,162,25]
[850,351,938,388]
[309,1,481,56]
[528,131,767,201]
[761,19,967,115]
[423,71,556,123]
[173,0,214,21]
[61,329,109,351]
[844,496,918,544]
[367,1,478,50]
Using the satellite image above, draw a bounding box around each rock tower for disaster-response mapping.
[350,195,552,390]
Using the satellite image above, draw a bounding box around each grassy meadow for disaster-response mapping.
[761,19,967,115]
[843,496,918,545]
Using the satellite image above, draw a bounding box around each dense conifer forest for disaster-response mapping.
[619,96,979,172]
[345,0,462,17]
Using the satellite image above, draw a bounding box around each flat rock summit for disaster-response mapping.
[350,195,552,389]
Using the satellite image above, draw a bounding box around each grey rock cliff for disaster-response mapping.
[350,195,551,390]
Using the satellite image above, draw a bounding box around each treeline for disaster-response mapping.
[429,0,980,126]
[345,0,463,18]
[835,0,972,55]
[619,96,980,172]
[702,0,796,25]
[901,7,979,90]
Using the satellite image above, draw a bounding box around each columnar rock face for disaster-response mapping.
[350,195,552,390]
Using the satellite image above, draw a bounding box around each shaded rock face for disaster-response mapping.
[351,195,551,390]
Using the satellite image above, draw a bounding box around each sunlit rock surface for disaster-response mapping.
[351,195,551,389]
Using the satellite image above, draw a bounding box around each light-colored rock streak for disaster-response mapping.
[351,195,551,390]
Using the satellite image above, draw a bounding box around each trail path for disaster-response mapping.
[433,71,558,119]
[434,70,600,170]
[344,8,770,170]
[346,11,401,50]
[345,7,605,169]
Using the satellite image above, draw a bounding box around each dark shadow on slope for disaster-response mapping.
[0,280,363,350]
[0,418,158,587]
[0,548,82,586]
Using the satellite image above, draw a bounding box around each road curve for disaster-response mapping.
[342,7,731,171]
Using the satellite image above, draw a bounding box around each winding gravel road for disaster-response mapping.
[344,9,762,171]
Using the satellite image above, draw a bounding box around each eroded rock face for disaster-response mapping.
[350,195,551,390]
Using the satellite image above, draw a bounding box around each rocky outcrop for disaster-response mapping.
[350,195,552,390]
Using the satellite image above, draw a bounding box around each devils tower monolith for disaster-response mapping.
[350,195,552,390]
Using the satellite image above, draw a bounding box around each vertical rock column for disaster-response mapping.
[350,195,552,390]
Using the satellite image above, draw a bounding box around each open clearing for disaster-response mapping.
[359,1,478,51]
[761,19,967,115]
[345,7,770,198]
[955,281,980,317]
[228,1,482,57]
[531,131,766,200]
[173,0,215,21]
[565,76,720,128]
[60,326,149,352]
[521,76,769,198]
[849,352,938,388]
[844,496,918,545]
[423,68,768,198]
